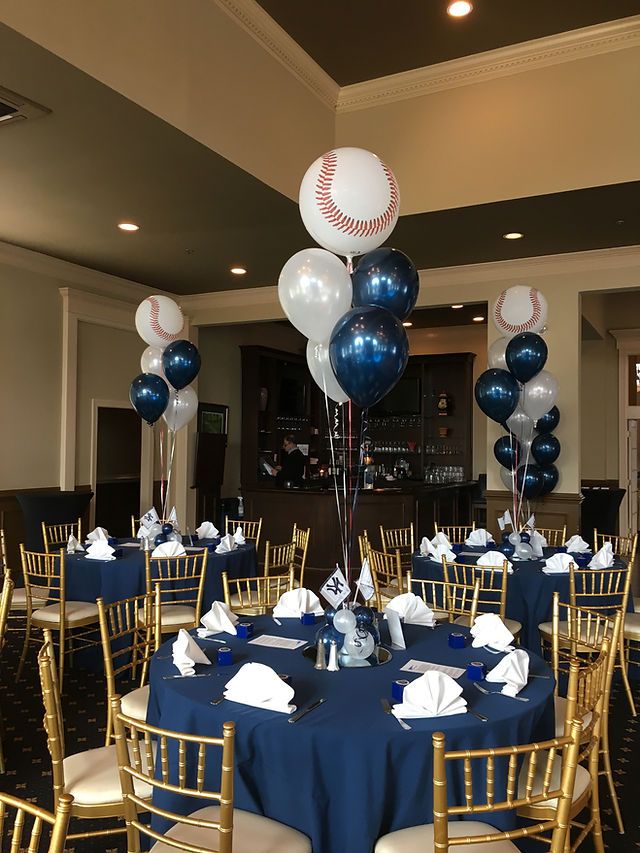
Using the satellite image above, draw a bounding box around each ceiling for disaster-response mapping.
[256,1,640,85]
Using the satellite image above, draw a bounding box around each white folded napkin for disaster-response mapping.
[564,535,590,554]
[384,592,435,627]
[273,588,324,618]
[476,550,513,574]
[431,531,451,548]
[233,526,246,546]
[86,526,108,542]
[172,629,212,677]
[528,529,547,557]
[224,662,295,713]
[85,540,116,561]
[470,613,515,652]
[196,520,219,540]
[542,552,573,575]
[588,542,614,569]
[151,540,187,558]
[197,601,238,637]
[215,534,237,554]
[392,670,467,719]
[419,537,457,563]
[66,535,84,554]
[465,529,494,547]
[486,648,530,696]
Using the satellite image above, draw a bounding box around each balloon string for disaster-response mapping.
[516,420,535,529]
[509,430,517,530]
[341,404,349,578]
[346,255,354,275]
[347,400,353,586]
[163,428,177,522]
[159,425,165,519]
[349,407,367,587]
[323,386,347,571]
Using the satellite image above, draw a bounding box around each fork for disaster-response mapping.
[380,698,412,731]
[474,682,529,702]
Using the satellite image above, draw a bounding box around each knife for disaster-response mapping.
[162,673,213,680]
[380,698,412,731]
[287,698,325,723]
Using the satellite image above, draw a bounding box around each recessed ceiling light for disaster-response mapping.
[402,321,413,328]
[230,266,247,275]
[473,316,485,322]
[503,232,524,240]
[451,304,464,309]
[117,222,139,232]
[447,1,472,17]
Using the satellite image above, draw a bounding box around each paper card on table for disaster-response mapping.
[120,542,141,548]
[386,609,406,650]
[141,507,159,526]
[497,510,513,531]
[248,635,307,650]
[400,659,466,679]
[355,558,375,602]
[319,567,350,608]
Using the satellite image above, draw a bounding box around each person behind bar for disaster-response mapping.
[275,434,305,488]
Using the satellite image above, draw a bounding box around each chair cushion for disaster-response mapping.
[32,601,99,625]
[63,742,153,807]
[149,804,311,853]
[120,685,150,722]
[10,588,47,609]
[375,820,519,852]
[140,604,196,628]
[634,596,640,613]
[553,695,593,738]
[539,621,605,646]
[517,749,591,808]
[623,613,640,640]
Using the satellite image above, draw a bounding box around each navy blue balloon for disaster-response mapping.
[502,531,512,544]
[351,248,419,321]
[497,541,515,558]
[129,373,170,426]
[154,533,168,547]
[161,523,174,536]
[531,433,561,465]
[505,333,548,383]
[515,464,544,498]
[520,532,531,543]
[494,435,521,469]
[163,340,201,391]
[329,306,409,409]
[539,464,559,495]
[474,369,520,424]
[536,406,560,434]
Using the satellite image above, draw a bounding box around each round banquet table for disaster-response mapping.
[411,547,629,651]
[147,616,554,853]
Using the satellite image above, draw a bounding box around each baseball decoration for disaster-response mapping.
[135,295,184,348]
[299,147,400,258]
[492,285,548,339]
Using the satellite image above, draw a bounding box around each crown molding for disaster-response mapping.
[336,16,640,113]
[213,0,339,109]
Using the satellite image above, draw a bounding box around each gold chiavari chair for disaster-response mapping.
[42,518,82,553]
[368,547,404,611]
[0,571,13,774]
[225,516,262,553]
[442,557,522,638]
[0,790,74,853]
[265,540,296,594]
[518,640,610,853]
[593,528,636,559]
[144,550,207,635]
[379,523,414,569]
[98,587,161,746]
[535,525,567,547]
[433,521,476,544]
[111,697,312,853]
[18,546,99,687]
[291,523,311,587]
[38,634,153,841]
[375,720,583,853]
[358,530,370,565]
[2,528,47,624]
[130,514,138,538]
[223,568,294,616]
[407,570,480,624]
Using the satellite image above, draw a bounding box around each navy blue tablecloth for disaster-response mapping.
[148,616,554,853]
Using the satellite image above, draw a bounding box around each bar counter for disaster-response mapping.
[242,481,477,568]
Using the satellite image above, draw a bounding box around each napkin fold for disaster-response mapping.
[564,534,590,554]
[384,592,435,627]
[172,629,212,677]
[392,670,467,719]
[486,648,529,696]
[419,537,457,562]
[66,535,84,554]
[431,531,451,548]
[528,529,547,558]
[542,552,573,575]
[151,540,187,558]
[233,526,246,546]
[86,526,108,542]
[224,662,295,713]
[215,534,237,554]
[196,520,219,540]
[476,550,513,574]
[465,529,494,547]
[273,588,324,617]
[470,613,515,652]
[588,542,614,569]
[197,601,238,637]
[85,539,116,561]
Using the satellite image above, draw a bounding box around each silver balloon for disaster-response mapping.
[514,542,534,560]
[500,467,515,491]
[508,531,521,546]
[163,385,198,431]
[487,337,509,370]
[306,339,349,404]
[343,627,375,659]
[333,609,357,634]
[140,345,166,379]
[506,406,534,442]
[522,370,559,422]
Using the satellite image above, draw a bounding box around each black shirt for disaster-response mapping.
[276,447,305,487]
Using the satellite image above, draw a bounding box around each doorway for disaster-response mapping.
[628,419,639,536]
[93,406,142,536]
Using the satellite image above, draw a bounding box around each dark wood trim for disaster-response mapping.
[485,490,582,540]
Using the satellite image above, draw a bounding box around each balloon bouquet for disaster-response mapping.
[129,295,201,532]
[475,285,560,545]
[279,147,419,579]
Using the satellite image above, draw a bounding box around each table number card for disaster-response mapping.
[248,635,307,650]
[320,567,350,608]
[400,659,466,679]
[386,609,406,650]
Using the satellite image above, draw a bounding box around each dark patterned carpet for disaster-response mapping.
[0,626,638,852]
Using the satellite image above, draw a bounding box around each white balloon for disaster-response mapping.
[487,337,509,370]
[522,370,559,422]
[342,627,375,659]
[163,386,198,432]
[278,249,352,340]
[500,467,515,492]
[135,295,184,348]
[298,147,400,257]
[306,340,349,404]
[505,406,534,442]
[333,608,357,634]
[514,542,534,560]
[140,345,166,379]
[492,285,548,339]
[508,531,521,546]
